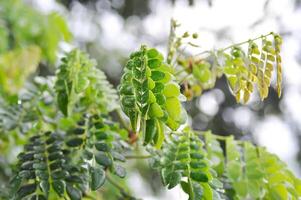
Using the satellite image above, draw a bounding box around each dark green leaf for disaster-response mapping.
[152,82,164,93]
[90,167,106,191]
[33,163,47,170]
[51,171,68,179]
[52,180,65,196]
[148,59,161,69]
[167,171,182,189]
[95,152,113,167]
[57,91,68,116]
[36,170,49,180]
[66,138,83,147]
[190,161,207,169]
[49,160,63,171]
[48,152,63,161]
[95,142,111,152]
[17,184,36,199]
[73,128,85,135]
[144,119,157,145]
[40,181,49,193]
[66,185,82,200]
[10,175,22,194]
[95,131,108,140]
[190,172,208,182]
[65,175,83,184]
[151,71,165,81]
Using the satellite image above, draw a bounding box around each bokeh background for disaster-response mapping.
[2,0,301,199]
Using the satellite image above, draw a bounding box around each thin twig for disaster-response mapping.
[194,32,274,56]
[220,32,274,51]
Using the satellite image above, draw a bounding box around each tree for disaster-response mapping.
[0,1,300,200]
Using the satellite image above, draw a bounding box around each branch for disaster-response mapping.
[194,32,274,56]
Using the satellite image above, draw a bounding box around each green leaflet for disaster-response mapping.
[64,114,127,191]
[10,132,83,200]
[155,129,221,200]
[204,131,224,176]
[90,167,106,190]
[192,61,212,83]
[55,49,119,116]
[153,131,301,200]
[224,136,301,199]
[119,45,185,147]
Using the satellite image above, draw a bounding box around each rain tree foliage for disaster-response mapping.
[0,0,71,94]
[0,4,300,199]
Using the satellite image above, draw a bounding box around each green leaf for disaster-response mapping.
[148,90,156,104]
[149,103,164,118]
[90,167,106,191]
[52,180,65,196]
[163,82,180,97]
[66,138,83,147]
[155,93,166,105]
[151,71,165,81]
[165,97,181,121]
[227,161,242,181]
[209,178,223,189]
[76,75,89,92]
[73,128,85,135]
[201,183,213,199]
[154,120,165,149]
[167,171,182,189]
[180,181,190,195]
[66,185,82,200]
[233,180,248,197]
[16,184,36,199]
[144,119,157,145]
[95,142,111,152]
[190,172,208,182]
[148,59,161,69]
[113,165,126,178]
[147,48,159,58]
[10,176,22,194]
[193,64,211,83]
[40,181,50,193]
[191,183,204,200]
[152,82,164,93]
[57,91,68,116]
[95,152,113,167]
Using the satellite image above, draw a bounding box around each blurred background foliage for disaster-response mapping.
[0,0,71,95]
[1,0,301,199]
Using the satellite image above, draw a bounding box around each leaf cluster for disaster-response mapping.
[119,45,186,147]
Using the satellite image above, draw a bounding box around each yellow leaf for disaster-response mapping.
[0,45,41,93]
